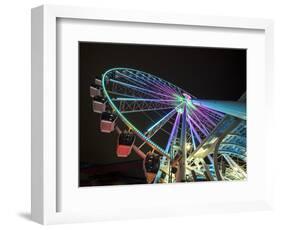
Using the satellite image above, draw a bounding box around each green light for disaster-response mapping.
[176,107,184,114]
[175,95,185,102]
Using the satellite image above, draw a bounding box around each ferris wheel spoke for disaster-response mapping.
[188,110,211,133]
[137,110,175,150]
[136,71,176,92]
[126,70,178,96]
[109,79,176,100]
[201,108,222,122]
[191,106,217,127]
[199,109,223,125]
[190,121,202,144]
[148,72,183,96]
[199,107,222,120]
[112,97,178,103]
[153,110,182,131]
[189,108,211,134]
[115,70,160,92]
[113,71,175,95]
[142,111,172,136]
[117,69,157,91]
[187,114,209,137]
[107,90,175,103]
[146,103,182,134]
[109,78,165,99]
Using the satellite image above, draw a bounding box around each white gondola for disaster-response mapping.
[92,96,106,113]
[100,112,117,133]
[90,83,102,97]
[94,76,102,86]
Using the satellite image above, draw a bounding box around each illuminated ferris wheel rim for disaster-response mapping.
[102,67,186,157]
[101,67,226,158]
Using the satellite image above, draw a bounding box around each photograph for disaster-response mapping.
[79,42,246,186]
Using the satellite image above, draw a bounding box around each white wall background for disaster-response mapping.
[0,0,280,229]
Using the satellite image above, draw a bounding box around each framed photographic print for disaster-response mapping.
[31,5,274,225]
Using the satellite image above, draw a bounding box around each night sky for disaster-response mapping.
[79,42,246,186]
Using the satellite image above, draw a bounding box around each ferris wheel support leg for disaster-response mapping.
[201,159,214,181]
[179,104,187,182]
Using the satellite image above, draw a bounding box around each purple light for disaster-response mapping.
[187,114,209,137]
[165,112,181,153]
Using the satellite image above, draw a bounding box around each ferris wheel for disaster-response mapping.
[90,68,247,183]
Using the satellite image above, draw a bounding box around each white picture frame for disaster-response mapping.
[31,5,274,225]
